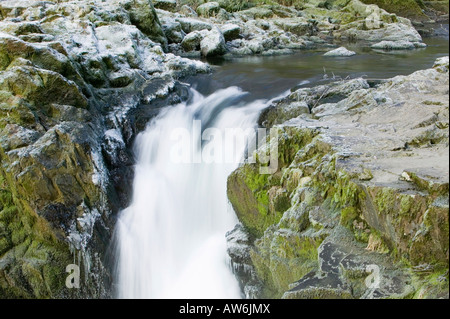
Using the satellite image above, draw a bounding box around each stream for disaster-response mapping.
[115,35,449,299]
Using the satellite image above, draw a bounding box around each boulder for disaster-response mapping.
[220,23,240,41]
[200,27,227,57]
[162,21,186,44]
[196,2,221,18]
[121,0,167,46]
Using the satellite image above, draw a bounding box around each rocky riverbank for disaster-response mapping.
[0,0,209,298]
[227,56,449,299]
[0,0,447,298]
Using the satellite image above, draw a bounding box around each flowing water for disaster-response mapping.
[115,35,448,299]
[115,87,279,298]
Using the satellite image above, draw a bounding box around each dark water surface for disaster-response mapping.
[187,36,449,101]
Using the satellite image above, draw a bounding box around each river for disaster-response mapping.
[115,35,449,299]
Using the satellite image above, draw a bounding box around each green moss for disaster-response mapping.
[411,268,449,299]
[340,206,358,227]
[0,175,71,298]
[251,232,323,298]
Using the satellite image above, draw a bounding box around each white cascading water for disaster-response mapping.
[115,86,275,298]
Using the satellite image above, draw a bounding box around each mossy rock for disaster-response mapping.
[0,183,72,298]
[251,227,323,297]
[360,0,427,21]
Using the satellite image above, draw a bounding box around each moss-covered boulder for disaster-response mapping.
[227,58,449,299]
[120,0,168,47]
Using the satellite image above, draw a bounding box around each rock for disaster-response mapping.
[226,223,264,299]
[260,78,370,127]
[121,0,168,47]
[259,101,310,128]
[200,27,227,57]
[433,56,449,73]
[371,40,426,50]
[216,0,251,12]
[153,0,177,12]
[176,17,213,33]
[220,23,240,41]
[0,0,211,299]
[181,31,205,52]
[162,20,186,44]
[227,57,449,299]
[323,47,356,57]
[273,18,316,36]
[196,2,221,18]
[333,0,425,44]
[0,66,88,109]
[238,6,274,20]
[360,0,427,22]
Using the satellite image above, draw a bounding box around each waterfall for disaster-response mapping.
[115,86,272,298]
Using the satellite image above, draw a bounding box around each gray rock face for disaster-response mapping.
[200,27,227,57]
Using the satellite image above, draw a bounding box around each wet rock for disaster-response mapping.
[0,0,211,298]
[273,18,316,36]
[179,5,198,17]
